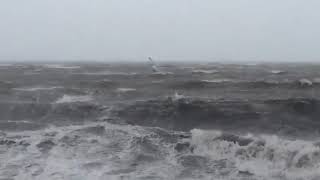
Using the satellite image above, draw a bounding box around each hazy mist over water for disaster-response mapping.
[1,0,320,62]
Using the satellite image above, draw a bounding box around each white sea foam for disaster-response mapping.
[201,79,234,83]
[269,70,287,74]
[116,88,136,93]
[192,69,219,74]
[43,64,81,69]
[77,71,137,76]
[13,86,63,92]
[246,63,258,66]
[6,120,33,123]
[55,95,93,104]
[152,71,173,75]
[0,122,178,180]
[190,129,320,179]
[1,123,320,179]
[298,78,313,86]
[172,91,185,101]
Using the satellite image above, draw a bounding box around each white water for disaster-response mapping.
[55,95,93,104]
[201,79,235,83]
[116,88,137,93]
[1,123,320,179]
[43,64,81,69]
[13,86,63,92]
[269,70,286,74]
[190,129,320,180]
[76,71,137,76]
[0,123,179,180]
[192,69,219,74]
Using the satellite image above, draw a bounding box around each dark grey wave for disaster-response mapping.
[111,97,320,138]
[169,79,319,90]
[0,102,108,130]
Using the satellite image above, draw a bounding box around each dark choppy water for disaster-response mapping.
[1,62,320,179]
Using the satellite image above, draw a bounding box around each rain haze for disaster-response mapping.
[2,1,320,180]
[0,0,320,62]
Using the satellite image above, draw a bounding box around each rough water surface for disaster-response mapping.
[0,62,320,180]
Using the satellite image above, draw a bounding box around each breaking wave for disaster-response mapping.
[112,97,320,138]
[192,69,219,74]
[55,95,93,104]
[116,88,137,93]
[75,71,138,76]
[13,86,63,92]
[42,64,81,69]
[2,62,320,179]
[188,129,320,180]
[1,122,320,180]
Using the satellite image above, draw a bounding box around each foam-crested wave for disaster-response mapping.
[189,129,320,179]
[55,95,93,104]
[0,122,183,180]
[298,78,313,86]
[116,88,136,93]
[1,121,320,180]
[13,86,63,92]
[43,64,81,69]
[269,70,287,74]
[112,97,320,137]
[75,71,137,76]
[201,79,236,83]
[151,71,173,75]
[192,69,219,74]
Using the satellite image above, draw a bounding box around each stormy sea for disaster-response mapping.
[1,61,320,180]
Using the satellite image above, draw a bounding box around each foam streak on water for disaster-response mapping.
[13,86,63,92]
[55,95,93,104]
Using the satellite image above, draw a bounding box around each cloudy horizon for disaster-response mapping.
[1,0,320,62]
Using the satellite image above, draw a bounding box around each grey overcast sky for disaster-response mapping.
[0,0,319,62]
